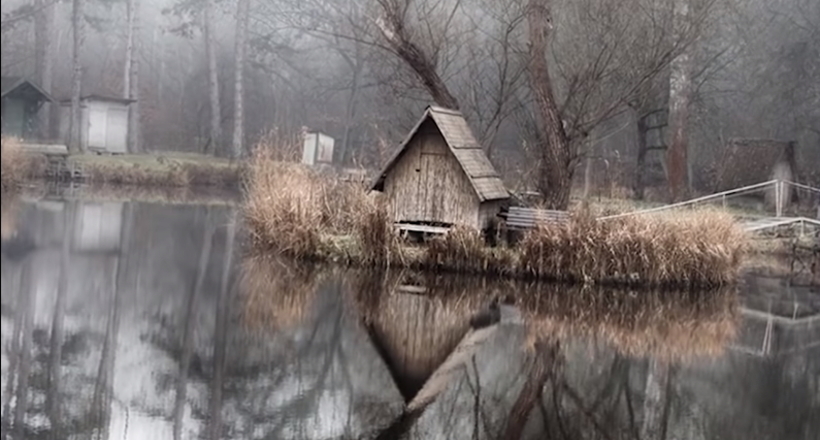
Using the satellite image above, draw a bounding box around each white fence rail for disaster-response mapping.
[599,180,820,221]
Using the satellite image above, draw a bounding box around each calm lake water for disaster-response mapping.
[1,195,818,440]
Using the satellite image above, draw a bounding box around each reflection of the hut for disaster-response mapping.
[351,271,496,402]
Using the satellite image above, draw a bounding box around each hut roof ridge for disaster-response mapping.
[370,106,509,202]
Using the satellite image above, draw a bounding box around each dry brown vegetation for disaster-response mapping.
[244,148,748,288]
[244,145,372,258]
[1,191,21,240]
[522,284,739,362]
[1,137,36,190]
[347,270,739,362]
[239,254,323,331]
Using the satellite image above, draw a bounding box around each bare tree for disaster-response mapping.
[371,0,461,110]
[124,0,141,153]
[69,0,85,153]
[666,0,694,201]
[34,0,55,138]
[526,0,574,209]
[231,0,251,159]
[204,0,222,154]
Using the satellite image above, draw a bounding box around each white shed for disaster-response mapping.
[302,131,335,166]
[60,95,134,154]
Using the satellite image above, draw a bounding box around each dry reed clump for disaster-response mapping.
[239,254,321,331]
[421,226,515,275]
[243,145,370,259]
[355,195,403,266]
[1,137,34,189]
[518,208,747,288]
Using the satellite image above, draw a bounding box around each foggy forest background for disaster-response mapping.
[2,0,818,201]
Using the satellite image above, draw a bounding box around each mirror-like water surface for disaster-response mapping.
[1,196,818,440]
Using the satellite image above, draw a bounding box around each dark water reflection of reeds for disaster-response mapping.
[2,194,816,440]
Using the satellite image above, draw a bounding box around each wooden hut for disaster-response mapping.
[370,106,509,231]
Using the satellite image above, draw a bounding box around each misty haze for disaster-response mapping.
[1,0,819,439]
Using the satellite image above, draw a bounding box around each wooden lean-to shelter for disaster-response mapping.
[716,138,799,210]
[370,106,509,231]
[1,77,55,139]
[716,138,797,191]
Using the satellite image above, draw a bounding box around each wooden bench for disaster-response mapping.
[498,207,569,230]
[395,223,450,241]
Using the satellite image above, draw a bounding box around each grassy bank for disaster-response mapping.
[245,150,749,288]
[1,136,243,189]
[67,152,242,187]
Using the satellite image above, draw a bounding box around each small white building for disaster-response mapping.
[302,131,335,166]
[60,95,135,154]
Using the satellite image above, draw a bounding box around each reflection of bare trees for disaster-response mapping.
[174,208,216,440]
[89,202,134,439]
[207,210,236,440]
[46,200,75,433]
[7,259,35,439]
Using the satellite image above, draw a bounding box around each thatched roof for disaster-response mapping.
[370,106,509,202]
[716,138,796,191]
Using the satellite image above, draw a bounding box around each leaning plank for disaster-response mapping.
[407,325,498,412]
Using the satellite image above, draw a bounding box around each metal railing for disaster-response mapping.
[599,179,820,221]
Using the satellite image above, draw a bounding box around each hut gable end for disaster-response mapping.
[371,106,509,202]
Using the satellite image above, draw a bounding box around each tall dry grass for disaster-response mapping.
[518,209,747,287]
[1,137,33,189]
[243,138,747,287]
[244,143,374,259]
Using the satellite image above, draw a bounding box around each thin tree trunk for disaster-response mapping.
[526,0,573,210]
[205,0,222,155]
[634,114,649,200]
[231,0,250,159]
[339,58,362,165]
[666,0,692,202]
[207,211,236,440]
[124,0,141,153]
[34,0,54,139]
[69,0,85,153]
